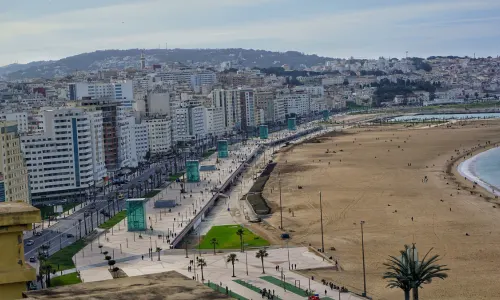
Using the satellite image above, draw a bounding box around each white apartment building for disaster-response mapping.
[0,112,29,133]
[134,123,149,161]
[280,92,311,116]
[21,108,106,203]
[68,81,134,108]
[159,70,217,90]
[238,89,256,131]
[212,89,241,131]
[116,107,138,168]
[147,90,172,116]
[145,118,172,154]
[206,107,226,137]
[173,106,207,142]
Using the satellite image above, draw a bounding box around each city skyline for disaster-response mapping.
[2,0,500,66]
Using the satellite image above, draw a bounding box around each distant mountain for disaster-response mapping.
[0,61,52,76]
[5,48,334,79]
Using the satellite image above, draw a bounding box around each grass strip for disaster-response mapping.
[205,282,249,300]
[50,272,82,287]
[98,211,127,230]
[46,239,87,271]
[260,276,309,297]
[198,225,269,249]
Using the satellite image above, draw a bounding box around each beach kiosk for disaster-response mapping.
[126,198,147,231]
[287,117,297,131]
[259,124,269,139]
[186,160,200,182]
[217,140,229,158]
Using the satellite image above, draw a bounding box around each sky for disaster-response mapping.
[1,0,500,66]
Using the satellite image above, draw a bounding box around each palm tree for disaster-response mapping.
[210,238,219,255]
[197,258,207,281]
[236,228,245,252]
[227,253,239,277]
[256,248,269,274]
[383,246,413,300]
[383,245,449,300]
[149,175,154,191]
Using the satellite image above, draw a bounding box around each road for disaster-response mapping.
[24,115,328,262]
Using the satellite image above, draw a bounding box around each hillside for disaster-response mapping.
[4,48,334,79]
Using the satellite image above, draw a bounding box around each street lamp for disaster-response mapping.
[319,191,324,253]
[360,220,367,297]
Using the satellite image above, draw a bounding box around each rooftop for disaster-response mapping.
[22,271,234,300]
[0,202,40,226]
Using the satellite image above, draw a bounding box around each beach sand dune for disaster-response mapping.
[261,120,500,300]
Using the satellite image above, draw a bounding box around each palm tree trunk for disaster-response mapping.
[261,257,265,274]
[404,289,410,300]
[213,245,216,255]
[201,266,204,281]
[232,263,235,277]
[412,287,419,300]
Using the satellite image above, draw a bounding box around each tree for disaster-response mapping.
[210,238,219,255]
[197,258,207,281]
[256,248,269,274]
[236,228,245,252]
[227,253,239,277]
[383,245,449,300]
[383,246,413,300]
[108,259,116,270]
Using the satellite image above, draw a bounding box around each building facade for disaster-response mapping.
[0,122,30,203]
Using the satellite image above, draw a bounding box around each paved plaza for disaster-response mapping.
[66,123,365,300]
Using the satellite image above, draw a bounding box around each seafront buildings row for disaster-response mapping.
[0,55,499,204]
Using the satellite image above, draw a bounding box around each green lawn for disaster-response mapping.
[50,272,82,287]
[98,211,127,230]
[234,279,283,300]
[198,225,269,250]
[46,239,87,271]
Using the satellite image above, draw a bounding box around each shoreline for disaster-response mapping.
[457,147,500,197]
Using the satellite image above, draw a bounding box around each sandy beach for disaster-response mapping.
[258,119,500,300]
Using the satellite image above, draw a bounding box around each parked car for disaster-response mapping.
[29,256,36,263]
[26,240,34,246]
[35,232,42,237]
[66,233,74,238]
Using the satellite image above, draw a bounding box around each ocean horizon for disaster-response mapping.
[458,147,500,195]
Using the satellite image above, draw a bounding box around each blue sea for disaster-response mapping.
[391,113,500,122]
[470,147,500,192]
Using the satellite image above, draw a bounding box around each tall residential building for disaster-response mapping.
[238,89,256,132]
[206,107,226,137]
[68,81,134,108]
[145,118,172,154]
[279,92,311,116]
[21,108,106,203]
[146,90,172,116]
[0,202,40,300]
[81,99,119,172]
[134,123,149,161]
[173,106,207,142]
[212,89,240,131]
[116,107,138,168]
[0,122,30,203]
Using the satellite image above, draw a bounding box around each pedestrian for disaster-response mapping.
[142,255,144,260]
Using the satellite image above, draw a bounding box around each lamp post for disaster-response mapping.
[279,177,283,230]
[360,220,367,297]
[319,191,324,253]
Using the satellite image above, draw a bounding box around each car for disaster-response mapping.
[26,240,34,246]
[66,233,74,238]
[29,256,36,263]
[35,232,42,237]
